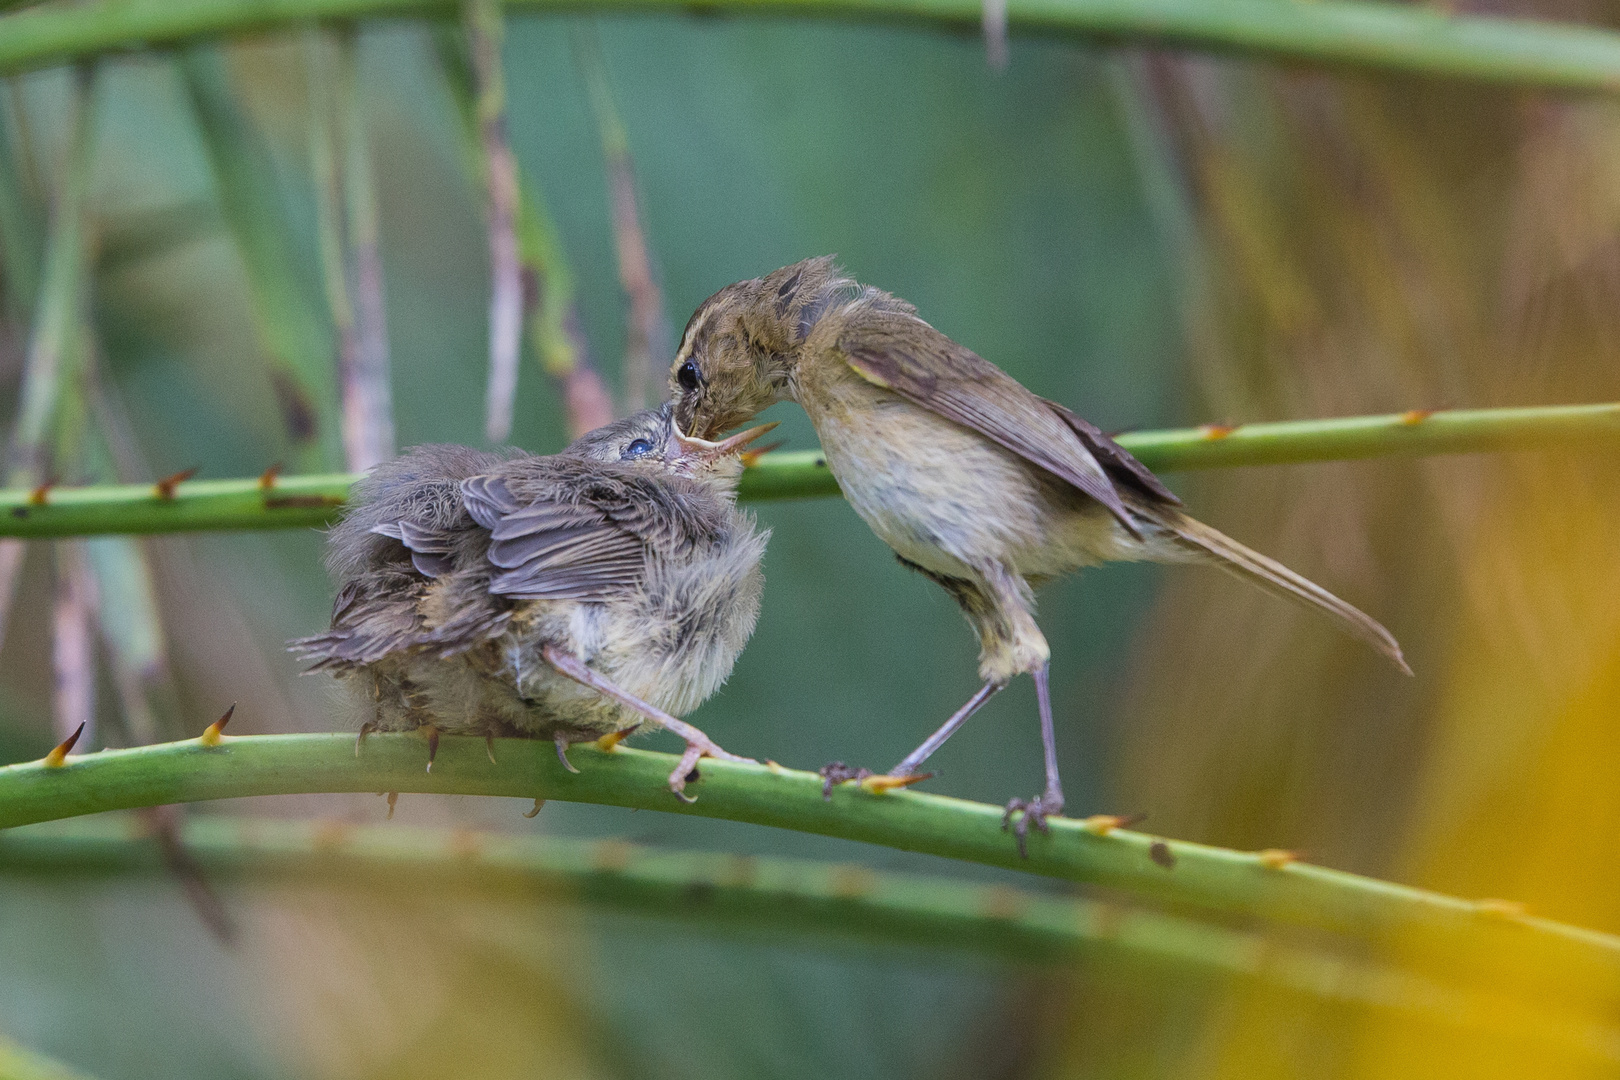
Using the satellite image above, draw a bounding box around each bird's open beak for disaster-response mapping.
[668,420,780,465]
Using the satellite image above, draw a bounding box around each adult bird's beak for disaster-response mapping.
[668,420,780,466]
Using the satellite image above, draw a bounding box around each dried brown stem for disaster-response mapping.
[576,26,667,411]
[464,0,523,442]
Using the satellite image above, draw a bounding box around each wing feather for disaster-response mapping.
[839,314,1178,532]
[458,474,648,602]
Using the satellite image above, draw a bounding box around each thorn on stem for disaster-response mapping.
[859,772,932,794]
[1256,848,1301,869]
[1399,409,1435,426]
[385,791,398,820]
[43,722,85,767]
[258,463,283,491]
[595,729,630,752]
[28,480,55,506]
[1080,813,1146,836]
[154,467,199,500]
[198,703,235,747]
[1199,423,1237,440]
[737,441,786,468]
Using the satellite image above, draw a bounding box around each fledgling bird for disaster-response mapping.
[289,406,775,800]
[667,257,1409,847]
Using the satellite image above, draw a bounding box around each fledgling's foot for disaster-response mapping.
[818,762,872,799]
[669,737,754,803]
[1002,792,1064,858]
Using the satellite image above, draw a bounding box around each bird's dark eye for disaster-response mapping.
[677,358,702,392]
[623,438,654,460]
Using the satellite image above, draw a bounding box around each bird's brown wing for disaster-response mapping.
[459,474,648,601]
[1042,400,1180,506]
[288,570,433,669]
[839,315,1175,532]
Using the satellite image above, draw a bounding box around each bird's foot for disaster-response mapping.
[1002,792,1064,858]
[669,736,753,803]
[818,762,871,799]
[354,720,378,757]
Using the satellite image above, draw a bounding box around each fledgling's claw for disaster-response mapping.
[554,733,580,774]
[1002,793,1063,858]
[818,761,871,799]
[355,720,378,757]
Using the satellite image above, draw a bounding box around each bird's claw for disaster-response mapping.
[667,739,752,801]
[555,733,581,774]
[818,761,872,799]
[1002,793,1063,858]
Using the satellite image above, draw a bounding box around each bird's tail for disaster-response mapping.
[1138,505,1410,675]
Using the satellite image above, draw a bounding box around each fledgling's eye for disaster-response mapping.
[623,438,654,460]
[676,358,702,392]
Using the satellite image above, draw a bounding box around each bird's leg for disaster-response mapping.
[821,679,1003,798]
[540,644,753,801]
[354,720,378,757]
[1002,663,1065,857]
[888,680,1003,776]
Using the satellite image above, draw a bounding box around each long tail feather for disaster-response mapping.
[1144,507,1410,675]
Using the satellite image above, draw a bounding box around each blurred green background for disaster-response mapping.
[2,7,1620,1079]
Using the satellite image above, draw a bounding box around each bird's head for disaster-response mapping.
[668,256,856,438]
[565,406,777,493]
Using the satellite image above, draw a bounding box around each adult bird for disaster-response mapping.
[667,257,1407,848]
[291,406,776,800]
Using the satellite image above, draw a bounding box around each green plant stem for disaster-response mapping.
[0,401,1612,536]
[7,0,1620,91]
[2,732,1618,1003]
[1,816,1616,1058]
[0,814,1307,970]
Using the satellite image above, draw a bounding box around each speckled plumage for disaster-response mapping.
[290,408,768,791]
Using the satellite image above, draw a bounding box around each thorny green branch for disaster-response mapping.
[2,731,1619,1008]
[9,0,1620,93]
[0,401,1611,537]
[2,815,1618,1059]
